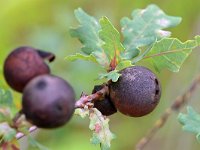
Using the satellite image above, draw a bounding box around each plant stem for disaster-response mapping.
[16,126,37,139]
[136,74,200,150]
[12,110,23,128]
[75,84,109,108]
[14,84,109,140]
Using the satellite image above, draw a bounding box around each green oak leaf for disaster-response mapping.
[89,108,115,150]
[99,17,125,64]
[132,44,154,64]
[65,53,98,63]
[74,108,90,118]
[0,108,12,124]
[99,70,121,82]
[92,51,110,68]
[70,8,103,55]
[75,107,115,150]
[0,89,13,107]
[146,37,199,72]
[70,8,109,68]
[121,4,182,60]
[116,60,132,70]
[178,106,200,141]
[0,122,16,142]
[0,89,13,124]
[195,35,200,45]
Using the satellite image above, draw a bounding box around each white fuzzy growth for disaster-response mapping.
[94,21,99,26]
[156,30,171,37]
[156,18,170,27]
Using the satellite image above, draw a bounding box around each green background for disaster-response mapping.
[0,0,200,150]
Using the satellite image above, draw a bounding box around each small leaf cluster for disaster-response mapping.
[178,106,200,141]
[67,4,200,82]
[75,107,115,150]
[0,89,30,150]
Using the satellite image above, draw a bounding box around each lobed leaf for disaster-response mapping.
[92,51,110,68]
[116,60,132,71]
[178,106,200,141]
[99,70,121,82]
[69,8,110,68]
[65,53,98,63]
[121,4,182,60]
[146,37,199,72]
[99,17,125,67]
[89,108,115,150]
[0,108,12,124]
[0,123,16,142]
[75,107,115,150]
[0,89,13,107]
[195,35,200,45]
[0,88,15,124]
[70,8,103,55]
[74,108,89,118]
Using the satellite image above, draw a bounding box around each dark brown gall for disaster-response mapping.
[109,66,161,117]
[92,85,117,116]
[22,75,75,128]
[3,46,55,92]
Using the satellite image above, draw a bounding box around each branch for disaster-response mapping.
[136,74,200,150]
[14,84,109,140]
[75,84,109,108]
[16,126,37,140]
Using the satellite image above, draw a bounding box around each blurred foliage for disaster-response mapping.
[178,106,200,141]
[0,0,200,150]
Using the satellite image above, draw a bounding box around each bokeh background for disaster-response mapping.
[0,0,200,150]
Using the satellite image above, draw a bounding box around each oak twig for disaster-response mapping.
[75,84,109,108]
[14,84,109,140]
[12,111,37,140]
[136,74,200,150]
[16,126,37,140]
